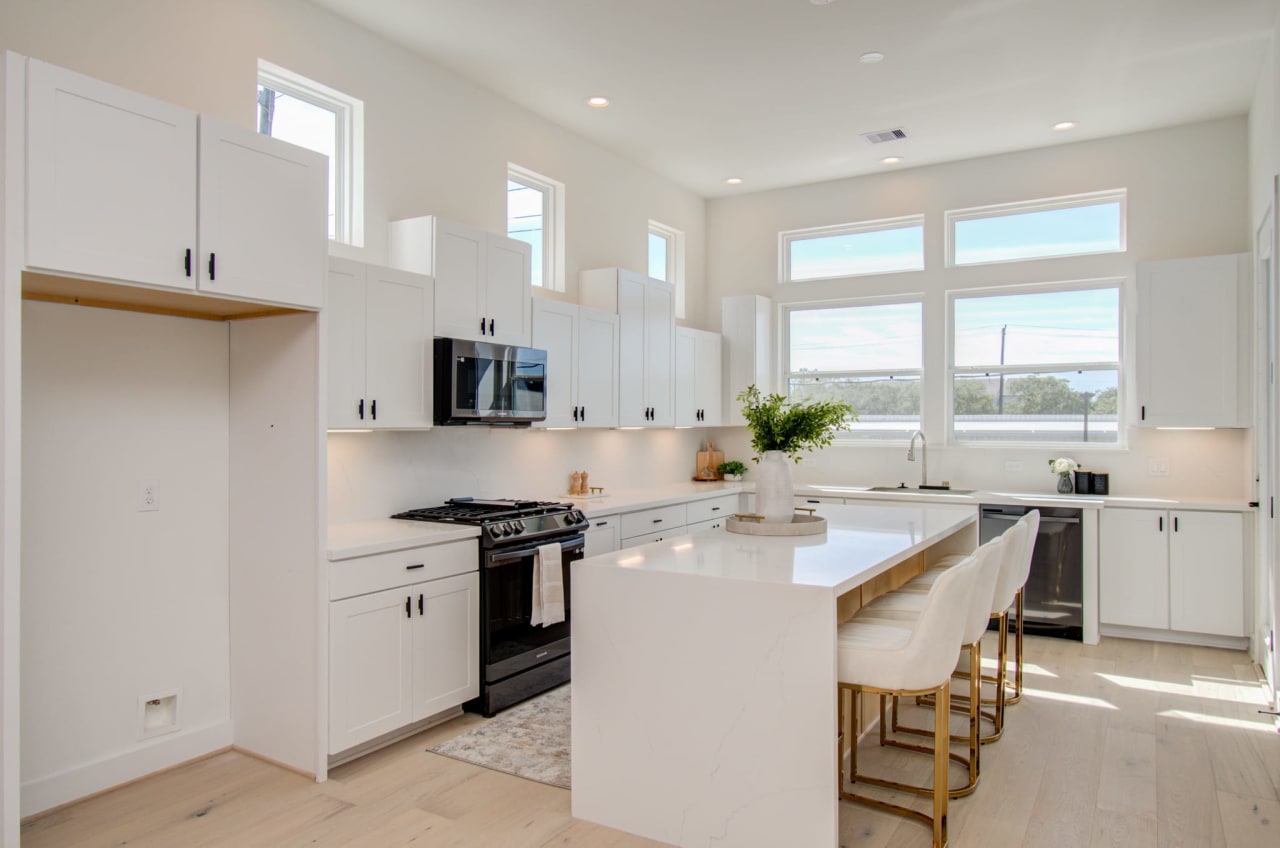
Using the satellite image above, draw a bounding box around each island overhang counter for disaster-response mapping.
[571,501,979,848]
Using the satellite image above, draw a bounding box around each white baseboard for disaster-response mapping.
[1100,624,1250,651]
[21,720,233,818]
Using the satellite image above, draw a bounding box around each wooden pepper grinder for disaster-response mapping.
[570,471,583,495]
[580,470,589,495]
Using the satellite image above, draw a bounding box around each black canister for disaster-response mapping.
[1090,473,1109,495]
[1073,470,1093,494]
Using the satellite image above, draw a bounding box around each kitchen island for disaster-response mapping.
[571,502,978,848]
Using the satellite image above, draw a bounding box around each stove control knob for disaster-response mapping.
[513,520,525,534]
[502,522,515,536]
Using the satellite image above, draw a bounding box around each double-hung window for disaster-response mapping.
[950,283,1121,444]
[257,59,364,245]
[648,220,686,318]
[785,299,923,439]
[781,215,924,283]
[507,164,565,291]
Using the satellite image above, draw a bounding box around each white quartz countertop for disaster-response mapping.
[327,518,480,561]
[560,481,744,518]
[787,483,1253,513]
[575,501,976,596]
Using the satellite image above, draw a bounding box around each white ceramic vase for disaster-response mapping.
[755,450,795,523]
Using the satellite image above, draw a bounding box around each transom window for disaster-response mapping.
[648,220,686,318]
[947,190,1125,267]
[950,283,1121,444]
[257,59,363,246]
[781,215,924,283]
[786,299,923,440]
[507,164,565,291]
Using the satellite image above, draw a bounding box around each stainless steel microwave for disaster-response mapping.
[433,337,547,425]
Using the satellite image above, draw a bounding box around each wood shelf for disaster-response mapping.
[22,271,308,322]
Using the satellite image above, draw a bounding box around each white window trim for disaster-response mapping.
[508,163,565,292]
[779,213,925,284]
[783,294,926,443]
[257,59,364,247]
[648,219,686,318]
[944,188,1127,269]
[945,277,1126,448]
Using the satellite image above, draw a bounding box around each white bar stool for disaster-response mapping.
[837,550,981,848]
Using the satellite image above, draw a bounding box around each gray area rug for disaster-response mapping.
[426,684,571,789]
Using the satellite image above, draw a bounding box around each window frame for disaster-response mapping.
[507,163,565,292]
[946,278,1125,448]
[648,219,686,318]
[782,294,926,444]
[945,189,1127,268]
[256,59,364,247]
[779,213,925,284]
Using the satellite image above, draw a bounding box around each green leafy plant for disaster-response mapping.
[717,460,748,477]
[737,385,855,463]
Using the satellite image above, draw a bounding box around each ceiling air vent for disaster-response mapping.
[862,127,908,145]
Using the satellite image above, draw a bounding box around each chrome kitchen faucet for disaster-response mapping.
[907,430,927,489]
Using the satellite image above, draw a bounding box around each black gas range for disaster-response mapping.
[392,498,589,716]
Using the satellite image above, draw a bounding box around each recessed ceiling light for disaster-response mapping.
[1053,120,1077,131]
[586,96,609,108]
[859,52,885,64]
[725,177,743,185]
[881,156,903,165]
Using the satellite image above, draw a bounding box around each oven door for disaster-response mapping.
[481,534,583,683]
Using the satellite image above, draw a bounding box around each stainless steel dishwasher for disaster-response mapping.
[980,504,1083,641]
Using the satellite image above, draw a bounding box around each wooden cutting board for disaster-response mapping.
[694,440,725,480]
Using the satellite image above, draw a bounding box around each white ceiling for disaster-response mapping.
[310,0,1278,198]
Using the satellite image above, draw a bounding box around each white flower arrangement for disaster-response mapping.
[1049,457,1079,477]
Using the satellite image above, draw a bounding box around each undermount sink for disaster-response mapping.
[867,485,976,495]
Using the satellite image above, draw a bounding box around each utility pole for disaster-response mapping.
[997,324,1007,414]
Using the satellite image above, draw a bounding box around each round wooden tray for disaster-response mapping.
[726,514,827,536]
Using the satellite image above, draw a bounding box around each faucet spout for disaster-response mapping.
[907,430,927,488]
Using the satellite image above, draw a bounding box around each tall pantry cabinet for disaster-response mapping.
[581,267,675,427]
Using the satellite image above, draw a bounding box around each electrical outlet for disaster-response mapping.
[138,479,159,512]
[1148,458,1170,477]
[1004,460,1024,472]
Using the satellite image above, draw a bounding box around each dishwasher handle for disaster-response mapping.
[983,512,1080,525]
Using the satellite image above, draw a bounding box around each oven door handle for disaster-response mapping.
[486,536,585,567]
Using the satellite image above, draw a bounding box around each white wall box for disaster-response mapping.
[328,540,479,754]
[583,515,620,558]
[1100,507,1246,641]
[675,327,723,426]
[1136,253,1250,427]
[26,58,326,310]
[327,258,433,430]
[531,299,620,428]
[581,268,675,427]
[389,216,532,347]
[720,295,773,427]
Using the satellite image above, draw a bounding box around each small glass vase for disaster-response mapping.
[1057,474,1074,494]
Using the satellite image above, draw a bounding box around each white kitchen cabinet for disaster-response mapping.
[25,58,326,309]
[676,327,723,426]
[583,515,620,558]
[327,258,433,429]
[329,544,478,754]
[1136,253,1249,427]
[721,295,773,426]
[389,216,532,347]
[531,299,620,428]
[581,267,674,427]
[1099,507,1244,638]
[687,516,727,534]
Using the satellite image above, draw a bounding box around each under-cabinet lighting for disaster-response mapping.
[613,426,645,431]
[674,426,693,429]
[328,429,373,433]
[1155,426,1215,431]
[544,427,576,431]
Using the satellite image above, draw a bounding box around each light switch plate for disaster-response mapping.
[1004,461,1024,472]
[1148,458,1170,476]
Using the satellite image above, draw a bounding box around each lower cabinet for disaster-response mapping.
[583,514,620,557]
[329,553,478,754]
[1099,508,1244,638]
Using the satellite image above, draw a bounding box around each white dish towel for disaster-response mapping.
[530,542,565,627]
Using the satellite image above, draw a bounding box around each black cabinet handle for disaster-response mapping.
[652,518,663,524]
[405,596,411,618]
[1158,516,1163,531]
[1141,405,1146,421]
[358,399,364,420]
[480,317,486,335]
[573,406,579,422]
[711,506,721,511]
[489,318,495,336]
[371,399,377,420]
[406,563,425,570]
[580,407,585,422]
[595,521,608,527]
[184,248,191,278]
[208,252,216,281]
[418,593,424,615]
[1174,516,1179,532]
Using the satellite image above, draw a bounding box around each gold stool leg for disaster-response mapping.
[934,681,949,848]
[1006,587,1025,705]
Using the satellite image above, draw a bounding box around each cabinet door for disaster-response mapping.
[326,259,368,429]
[621,528,681,548]
[432,219,487,341]
[674,327,698,426]
[696,330,723,426]
[411,572,480,720]
[329,588,415,753]
[1099,509,1169,629]
[365,267,433,429]
[197,117,326,309]
[644,280,675,426]
[532,300,579,428]
[485,235,532,346]
[617,274,648,426]
[584,517,620,558]
[1169,511,1244,636]
[576,307,619,428]
[1137,255,1243,427]
[26,59,197,290]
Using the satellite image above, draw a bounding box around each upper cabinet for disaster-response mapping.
[721,295,773,427]
[675,327,723,426]
[581,268,675,427]
[328,258,433,430]
[531,299,620,429]
[25,58,326,310]
[1136,253,1249,428]
[389,216,532,347]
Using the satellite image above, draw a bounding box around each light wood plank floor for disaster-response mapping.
[21,635,1280,847]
